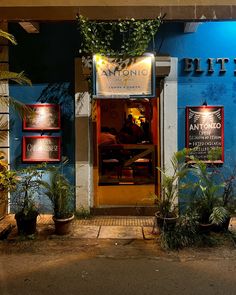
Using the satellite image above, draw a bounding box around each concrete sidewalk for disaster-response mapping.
[1,214,236,240]
[0,214,157,240]
[68,215,156,240]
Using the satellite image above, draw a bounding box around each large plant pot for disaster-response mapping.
[15,211,38,235]
[211,216,231,232]
[155,212,178,231]
[53,215,74,235]
[198,216,231,233]
[198,223,214,233]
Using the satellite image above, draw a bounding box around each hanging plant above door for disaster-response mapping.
[77,14,164,58]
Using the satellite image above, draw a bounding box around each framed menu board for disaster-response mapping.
[186,106,224,163]
[22,136,61,162]
[23,104,60,131]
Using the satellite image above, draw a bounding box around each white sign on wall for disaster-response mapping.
[93,53,156,98]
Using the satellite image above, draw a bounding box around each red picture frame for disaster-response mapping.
[23,104,61,131]
[186,106,224,163]
[22,136,61,162]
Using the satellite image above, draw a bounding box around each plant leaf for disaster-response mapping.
[0,71,31,85]
[0,29,17,45]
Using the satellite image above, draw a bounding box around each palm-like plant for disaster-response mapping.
[0,29,32,143]
[190,160,229,225]
[156,149,190,218]
[42,167,74,219]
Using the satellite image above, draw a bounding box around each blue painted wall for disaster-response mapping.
[155,22,236,169]
[9,23,77,212]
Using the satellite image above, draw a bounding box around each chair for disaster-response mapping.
[99,145,123,181]
[133,157,151,178]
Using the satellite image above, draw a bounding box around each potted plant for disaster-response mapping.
[190,160,230,231]
[42,167,74,235]
[0,159,18,219]
[217,167,236,230]
[154,149,190,231]
[13,165,45,235]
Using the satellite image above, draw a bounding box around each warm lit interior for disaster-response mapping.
[93,98,159,206]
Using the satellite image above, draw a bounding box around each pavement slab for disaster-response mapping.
[71,225,100,239]
[98,225,143,239]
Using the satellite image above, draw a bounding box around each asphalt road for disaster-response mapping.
[0,239,236,295]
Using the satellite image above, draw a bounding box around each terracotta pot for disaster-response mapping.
[15,211,38,235]
[53,214,74,235]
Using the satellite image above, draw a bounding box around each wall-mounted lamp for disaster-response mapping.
[19,22,39,34]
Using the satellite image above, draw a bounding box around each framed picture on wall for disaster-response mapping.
[23,104,61,131]
[22,136,61,162]
[186,106,224,163]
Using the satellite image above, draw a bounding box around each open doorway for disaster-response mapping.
[93,98,159,207]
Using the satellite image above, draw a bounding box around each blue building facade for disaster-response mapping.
[8,21,236,212]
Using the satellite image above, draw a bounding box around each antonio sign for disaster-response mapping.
[93,53,156,98]
[186,106,224,163]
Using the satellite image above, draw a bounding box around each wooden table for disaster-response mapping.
[99,144,156,184]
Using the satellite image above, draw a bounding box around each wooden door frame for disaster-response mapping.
[93,97,160,207]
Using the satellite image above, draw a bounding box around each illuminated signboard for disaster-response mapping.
[186,106,224,163]
[93,53,156,98]
[22,136,61,162]
[23,104,60,131]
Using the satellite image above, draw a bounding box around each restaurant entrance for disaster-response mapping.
[93,98,159,207]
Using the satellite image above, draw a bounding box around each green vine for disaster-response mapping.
[77,15,164,57]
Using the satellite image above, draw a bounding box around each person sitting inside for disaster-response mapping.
[140,118,150,142]
[120,114,143,143]
[98,126,117,146]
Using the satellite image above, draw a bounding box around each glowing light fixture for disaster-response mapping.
[184,22,202,33]
[19,22,39,34]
